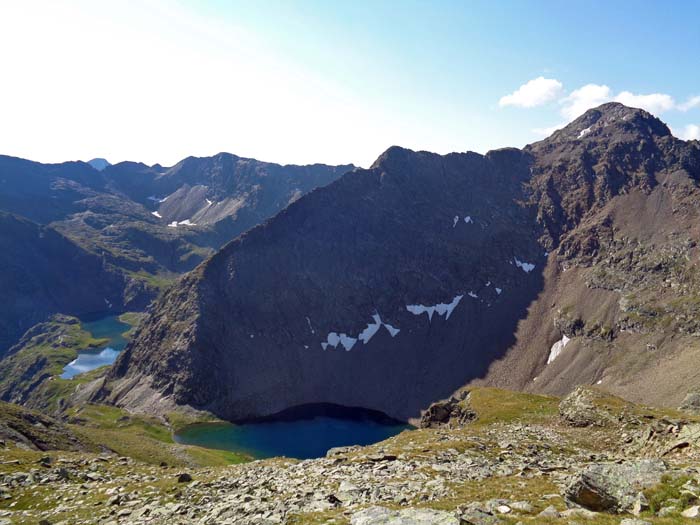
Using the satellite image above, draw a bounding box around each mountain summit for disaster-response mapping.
[87,158,111,171]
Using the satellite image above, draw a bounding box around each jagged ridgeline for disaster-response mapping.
[98,103,700,422]
[0,153,352,355]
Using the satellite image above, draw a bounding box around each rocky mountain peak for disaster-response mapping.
[540,102,672,147]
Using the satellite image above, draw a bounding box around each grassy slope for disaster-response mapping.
[0,313,247,468]
[66,403,248,466]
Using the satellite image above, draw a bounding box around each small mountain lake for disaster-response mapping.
[174,411,411,459]
[61,314,130,379]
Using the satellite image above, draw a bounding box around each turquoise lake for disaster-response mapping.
[60,314,130,379]
[174,416,411,459]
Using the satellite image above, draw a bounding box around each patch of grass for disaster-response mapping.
[467,387,559,426]
[66,404,248,466]
[645,474,696,514]
[165,410,223,433]
[429,475,562,513]
[118,311,148,339]
[127,269,177,292]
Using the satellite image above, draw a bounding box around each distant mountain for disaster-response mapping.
[0,153,352,352]
[105,152,353,237]
[87,158,111,171]
[99,103,700,422]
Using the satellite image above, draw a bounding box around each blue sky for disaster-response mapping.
[0,0,698,166]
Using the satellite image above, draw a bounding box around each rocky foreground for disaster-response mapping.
[2,387,700,524]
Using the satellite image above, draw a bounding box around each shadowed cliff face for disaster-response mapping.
[103,146,546,421]
[100,103,700,421]
[0,213,126,353]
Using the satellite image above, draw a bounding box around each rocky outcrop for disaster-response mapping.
[559,386,619,427]
[419,390,476,428]
[680,391,700,414]
[0,401,87,451]
[565,460,667,512]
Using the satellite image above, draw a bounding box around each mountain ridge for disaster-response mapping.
[0,152,352,353]
[96,103,700,424]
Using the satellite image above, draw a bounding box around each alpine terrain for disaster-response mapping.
[97,103,700,423]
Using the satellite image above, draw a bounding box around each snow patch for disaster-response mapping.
[321,332,357,351]
[514,257,535,273]
[547,335,571,364]
[495,287,502,295]
[407,294,463,322]
[468,291,478,299]
[167,221,178,228]
[206,198,213,206]
[320,312,401,351]
[453,215,459,228]
[407,304,436,321]
[384,324,400,337]
[578,127,592,138]
[178,219,195,226]
[358,314,383,344]
[339,334,357,351]
[148,195,168,203]
[464,216,473,224]
[151,211,162,218]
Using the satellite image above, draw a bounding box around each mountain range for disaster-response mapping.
[91,102,700,423]
[0,153,351,355]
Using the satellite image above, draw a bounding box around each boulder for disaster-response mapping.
[679,392,700,414]
[176,472,192,483]
[420,390,476,429]
[559,386,617,427]
[565,459,666,512]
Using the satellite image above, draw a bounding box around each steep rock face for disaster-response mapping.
[102,146,544,421]
[0,213,125,353]
[100,103,700,421]
[472,104,700,408]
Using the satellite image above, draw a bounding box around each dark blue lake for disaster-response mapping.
[60,315,130,379]
[174,415,410,459]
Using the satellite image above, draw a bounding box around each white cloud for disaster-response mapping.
[499,77,564,108]
[615,91,676,114]
[679,96,700,112]
[506,77,700,141]
[560,84,612,120]
[675,124,700,141]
